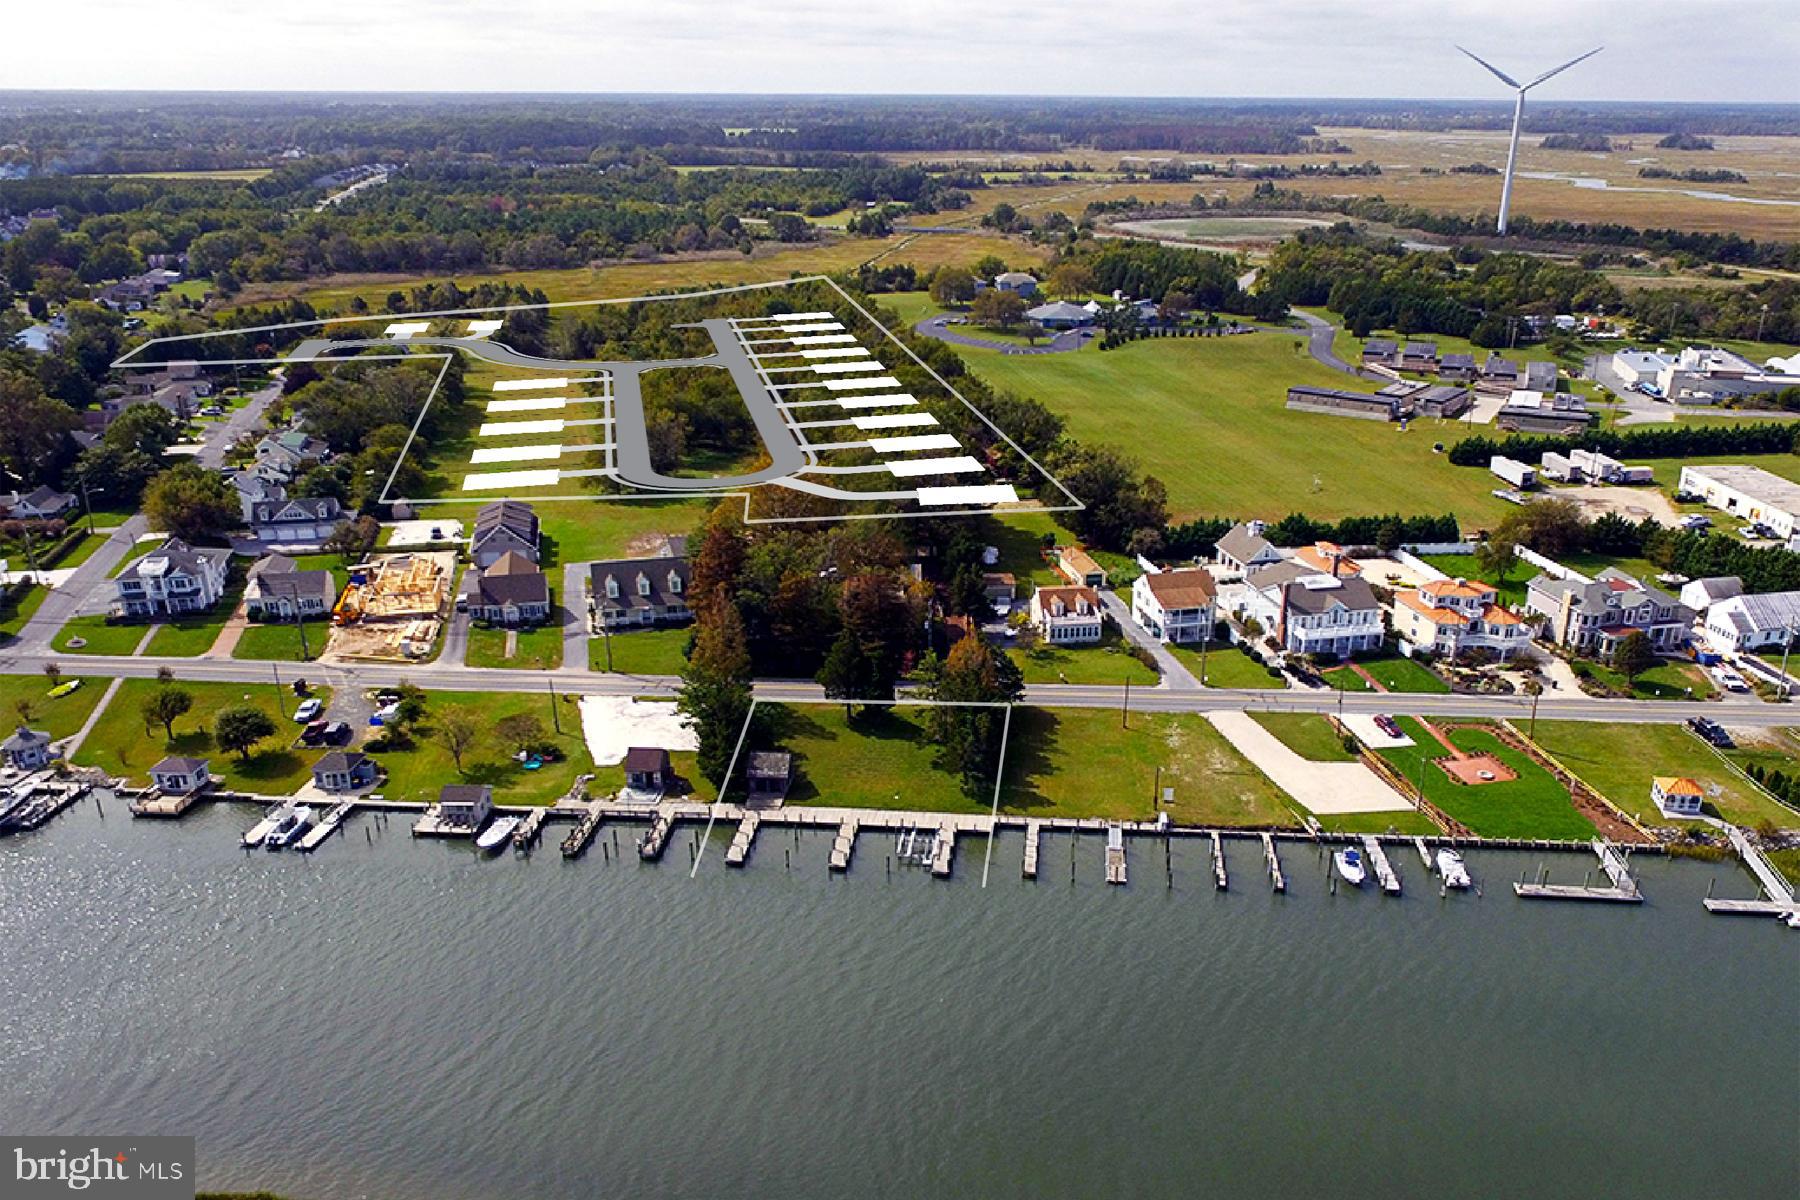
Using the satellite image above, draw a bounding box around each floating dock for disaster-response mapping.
[512,808,547,850]
[241,804,285,848]
[1022,820,1041,880]
[296,800,355,853]
[1262,832,1285,893]
[560,804,605,858]
[1363,835,1401,895]
[1104,823,1127,885]
[1210,831,1228,891]
[129,786,203,819]
[725,813,759,867]
[637,809,676,861]
[829,819,858,872]
[930,823,955,878]
[1515,839,1642,903]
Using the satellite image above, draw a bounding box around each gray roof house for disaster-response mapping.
[244,556,337,620]
[312,751,378,793]
[228,471,287,522]
[470,500,540,568]
[1360,339,1398,366]
[249,496,345,545]
[6,486,76,520]
[254,431,330,476]
[1,726,53,770]
[462,552,551,625]
[1214,521,1283,577]
[113,539,230,617]
[1243,561,1384,659]
[1525,568,1693,655]
[1026,301,1095,329]
[589,553,693,629]
[150,756,210,796]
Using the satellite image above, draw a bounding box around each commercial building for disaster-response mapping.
[1490,456,1536,489]
[1678,464,1800,541]
[1700,591,1800,654]
[1655,346,1799,404]
[1285,385,1409,422]
[1130,568,1217,645]
[1496,390,1592,434]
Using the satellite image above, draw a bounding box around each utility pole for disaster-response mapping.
[1121,677,1130,729]
[1757,303,1770,344]
[1781,627,1794,698]
[547,676,562,734]
[271,660,287,718]
[294,606,309,662]
[19,524,41,585]
[78,477,96,536]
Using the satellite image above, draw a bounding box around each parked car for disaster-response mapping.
[299,719,329,745]
[321,721,351,745]
[1374,715,1402,738]
[293,697,323,723]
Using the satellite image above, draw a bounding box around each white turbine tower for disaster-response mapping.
[1458,45,1603,235]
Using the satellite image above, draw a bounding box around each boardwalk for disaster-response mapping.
[1211,830,1228,891]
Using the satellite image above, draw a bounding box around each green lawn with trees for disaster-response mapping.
[75,680,331,792]
[1532,720,1797,830]
[1007,627,1158,686]
[0,673,108,740]
[368,689,597,806]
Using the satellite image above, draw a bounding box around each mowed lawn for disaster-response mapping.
[1533,721,1800,830]
[1171,643,1287,689]
[757,703,987,814]
[0,584,48,640]
[374,690,594,806]
[1322,655,1450,694]
[76,680,331,793]
[408,499,705,568]
[232,619,331,663]
[1250,712,1357,761]
[1375,718,1595,840]
[0,674,109,740]
[590,625,690,675]
[1007,627,1158,686]
[1001,706,1296,826]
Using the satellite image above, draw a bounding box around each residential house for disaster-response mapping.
[993,271,1039,297]
[470,500,540,568]
[1438,351,1477,381]
[113,539,230,617]
[1293,542,1360,578]
[1479,356,1521,392]
[462,552,551,626]
[244,556,337,621]
[150,756,210,796]
[254,431,330,477]
[1214,521,1282,577]
[1700,591,1800,654]
[1130,568,1217,645]
[1242,561,1384,659]
[1055,546,1108,589]
[1,727,53,771]
[746,751,793,804]
[1359,339,1398,368]
[4,486,76,521]
[623,747,673,794]
[589,551,691,629]
[1025,300,1093,329]
[227,471,287,522]
[312,751,379,793]
[1525,568,1693,655]
[1029,585,1104,645]
[434,783,493,829]
[249,496,344,544]
[1651,776,1704,818]
[983,572,1017,614]
[1394,578,1531,661]
[1400,341,1439,372]
[1285,385,1409,422]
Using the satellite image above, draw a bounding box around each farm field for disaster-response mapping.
[1532,721,1798,830]
[1000,706,1297,826]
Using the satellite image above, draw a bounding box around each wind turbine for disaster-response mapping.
[1457,45,1603,235]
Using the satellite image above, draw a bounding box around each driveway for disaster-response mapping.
[1095,589,1197,691]
[439,607,471,667]
[913,315,1089,355]
[1288,309,1375,379]
[1206,710,1413,815]
[559,563,591,675]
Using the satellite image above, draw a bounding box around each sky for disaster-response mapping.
[12,0,1798,103]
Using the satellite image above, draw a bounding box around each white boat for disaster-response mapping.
[243,801,295,848]
[265,804,315,849]
[1334,847,1367,886]
[1436,848,1472,889]
[476,815,521,853]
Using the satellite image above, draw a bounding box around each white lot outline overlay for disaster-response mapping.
[692,696,1015,887]
[111,277,1084,528]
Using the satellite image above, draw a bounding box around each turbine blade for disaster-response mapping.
[1523,46,1603,90]
[1457,45,1521,89]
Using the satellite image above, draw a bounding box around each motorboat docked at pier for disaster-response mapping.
[476,815,521,853]
[1436,848,1472,889]
[265,804,315,850]
[1334,847,1367,887]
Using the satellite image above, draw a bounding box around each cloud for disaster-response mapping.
[6,0,1797,100]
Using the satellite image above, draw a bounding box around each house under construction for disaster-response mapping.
[327,552,454,660]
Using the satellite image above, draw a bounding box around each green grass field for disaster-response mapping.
[1534,721,1799,830]
[0,674,108,741]
[1375,718,1595,839]
[1322,655,1450,694]
[1579,658,1716,701]
[374,691,594,806]
[590,625,690,674]
[466,621,564,670]
[1250,712,1357,761]
[758,703,986,814]
[0,584,47,641]
[76,680,331,792]
[1008,627,1158,686]
[53,615,151,656]
[1314,809,1441,836]
[231,620,330,663]
[1001,706,1297,825]
[1170,643,1286,689]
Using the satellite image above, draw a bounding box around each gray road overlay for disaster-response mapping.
[292,315,808,491]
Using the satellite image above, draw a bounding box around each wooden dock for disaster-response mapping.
[1262,832,1285,893]
[724,813,759,867]
[1724,826,1795,905]
[512,807,547,850]
[637,809,676,861]
[829,819,858,872]
[1022,820,1041,880]
[1702,896,1800,919]
[296,800,355,853]
[1362,835,1401,895]
[1414,836,1435,872]
[1104,823,1127,885]
[1210,830,1228,891]
[560,803,604,858]
[930,824,955,878]
[1515,839,1643,903]
[130,787,204,819]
